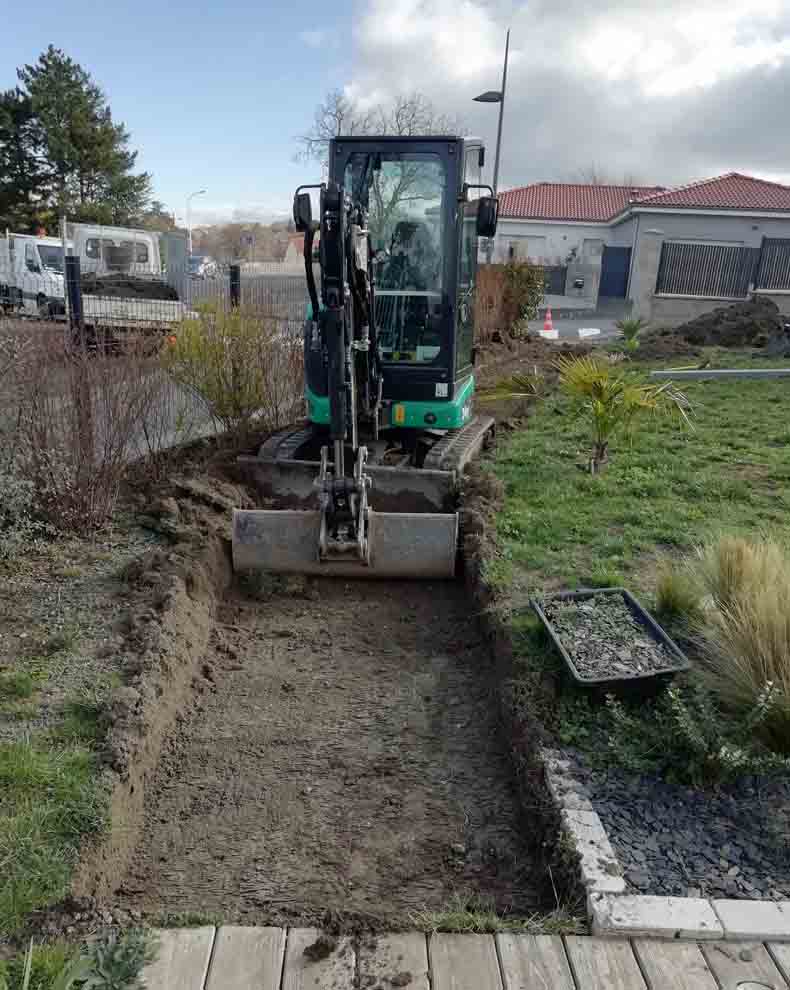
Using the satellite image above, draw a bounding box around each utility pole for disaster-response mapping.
[474,28,510,263]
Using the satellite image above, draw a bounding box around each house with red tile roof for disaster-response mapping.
[495,172,790,320]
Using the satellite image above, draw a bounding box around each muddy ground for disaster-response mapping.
[111,575,543,929]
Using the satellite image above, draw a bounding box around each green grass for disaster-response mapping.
[0,942,77,990]
[489,355,790,598]
[0,738,107,937]
[0,672,37,701]
[409,893,584,935]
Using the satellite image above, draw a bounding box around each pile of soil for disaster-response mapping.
[542,594,674,680]
[674,295,786,349]
[476,335,591,389]
[81,274,179,301]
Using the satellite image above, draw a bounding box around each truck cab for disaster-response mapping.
[0,234,70,318]
[68,224,162,277]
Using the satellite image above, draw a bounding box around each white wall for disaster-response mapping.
[494,219,610,265]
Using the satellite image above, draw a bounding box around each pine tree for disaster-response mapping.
[16,46,151,224]
[0,87,47,231]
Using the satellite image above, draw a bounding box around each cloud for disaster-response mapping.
[299,29,327,48]
[342,0,790,188]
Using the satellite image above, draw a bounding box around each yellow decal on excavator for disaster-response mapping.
[393,404,406,425]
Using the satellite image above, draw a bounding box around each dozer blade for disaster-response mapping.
[232,509,458,579]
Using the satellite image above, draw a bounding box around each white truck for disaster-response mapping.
[0,225,193,331]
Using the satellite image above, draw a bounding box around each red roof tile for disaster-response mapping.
[498,183,664,222]
[634,172,790,212]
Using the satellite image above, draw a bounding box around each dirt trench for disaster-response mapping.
[111,576,543,929]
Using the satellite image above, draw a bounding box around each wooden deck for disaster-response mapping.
[141,927,790,989]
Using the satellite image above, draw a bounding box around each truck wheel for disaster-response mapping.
[37,296,52,320]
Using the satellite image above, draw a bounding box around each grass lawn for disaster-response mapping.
[488,350,790,601]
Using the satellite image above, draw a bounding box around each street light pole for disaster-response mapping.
[492,28,510,208]
[474,29,510,263]
[186,189,206,255]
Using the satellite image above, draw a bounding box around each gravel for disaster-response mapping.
[565,751,790,899]
[543,594,674,680]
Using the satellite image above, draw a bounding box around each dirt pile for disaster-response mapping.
[674,295,786,349]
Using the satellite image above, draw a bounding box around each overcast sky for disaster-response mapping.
[3,0,789,223]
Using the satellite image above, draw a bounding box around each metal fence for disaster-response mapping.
[655,242,759,299]
[755,239,790,291]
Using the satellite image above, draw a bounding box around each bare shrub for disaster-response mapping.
[14,330,165,531]
[163,303,304,445]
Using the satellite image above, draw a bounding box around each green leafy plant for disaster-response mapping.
[82,929,159,989]
[556,355,692,472]
[0,931,158,990]
[502,260,545,330]
[477,367,547,404]
[615,317,648,352]
[0,672,36,701]
[163,302,303,444]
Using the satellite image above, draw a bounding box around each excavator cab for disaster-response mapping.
[233,136,498,578]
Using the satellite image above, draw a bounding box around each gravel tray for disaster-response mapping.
[566,753,790,900]
[531,588,688,686]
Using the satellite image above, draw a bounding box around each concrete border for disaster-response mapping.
[547,752,790,940]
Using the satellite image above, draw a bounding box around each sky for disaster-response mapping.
[3,0,790,225]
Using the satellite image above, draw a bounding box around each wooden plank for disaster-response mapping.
[281,928,355,990]
[141,927,216,990]
[496,934,574,990]
[768,943,790,984]
[701,941,788,990]
[564,936,645,990]
[359,933,429,990]
[633,939,718,990]
[429,934,502,990]
[205,926,285,989]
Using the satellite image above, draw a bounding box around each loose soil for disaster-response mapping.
[111,576,543,929]
[542,594,675,680]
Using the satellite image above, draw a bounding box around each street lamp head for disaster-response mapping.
[473,90,502,103]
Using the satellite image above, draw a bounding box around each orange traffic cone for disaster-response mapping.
[543,307,554,334]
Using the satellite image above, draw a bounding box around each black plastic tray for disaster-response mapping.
[530,587,689,689]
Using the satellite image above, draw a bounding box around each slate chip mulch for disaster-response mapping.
[566,752,790,899]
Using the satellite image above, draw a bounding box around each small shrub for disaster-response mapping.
[83,928,159,989]
[615,317,647,352]
[695,533,784,609]
[556,355,692,471]
[0,471,53,562]
[477,367,547,404]
[163,303,303,445]
[655,561,701,620]
[502,261,545,329]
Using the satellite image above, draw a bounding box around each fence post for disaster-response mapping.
[229,263,241,309]
[64,254,84,343]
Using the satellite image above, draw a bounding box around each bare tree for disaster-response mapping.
[295,89,466,163]
[571,164,648,187]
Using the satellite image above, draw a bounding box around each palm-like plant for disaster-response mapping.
[615,317,648,352]
[556,355,691,471]
[477,367,547,404]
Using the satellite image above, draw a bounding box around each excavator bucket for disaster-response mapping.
[232,416,493,580]
[232,509,458,578]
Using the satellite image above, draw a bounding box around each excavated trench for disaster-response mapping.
[110,574,544,928]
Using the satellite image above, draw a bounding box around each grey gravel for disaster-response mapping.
[544,594,673,680]
[563,751,790,899]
